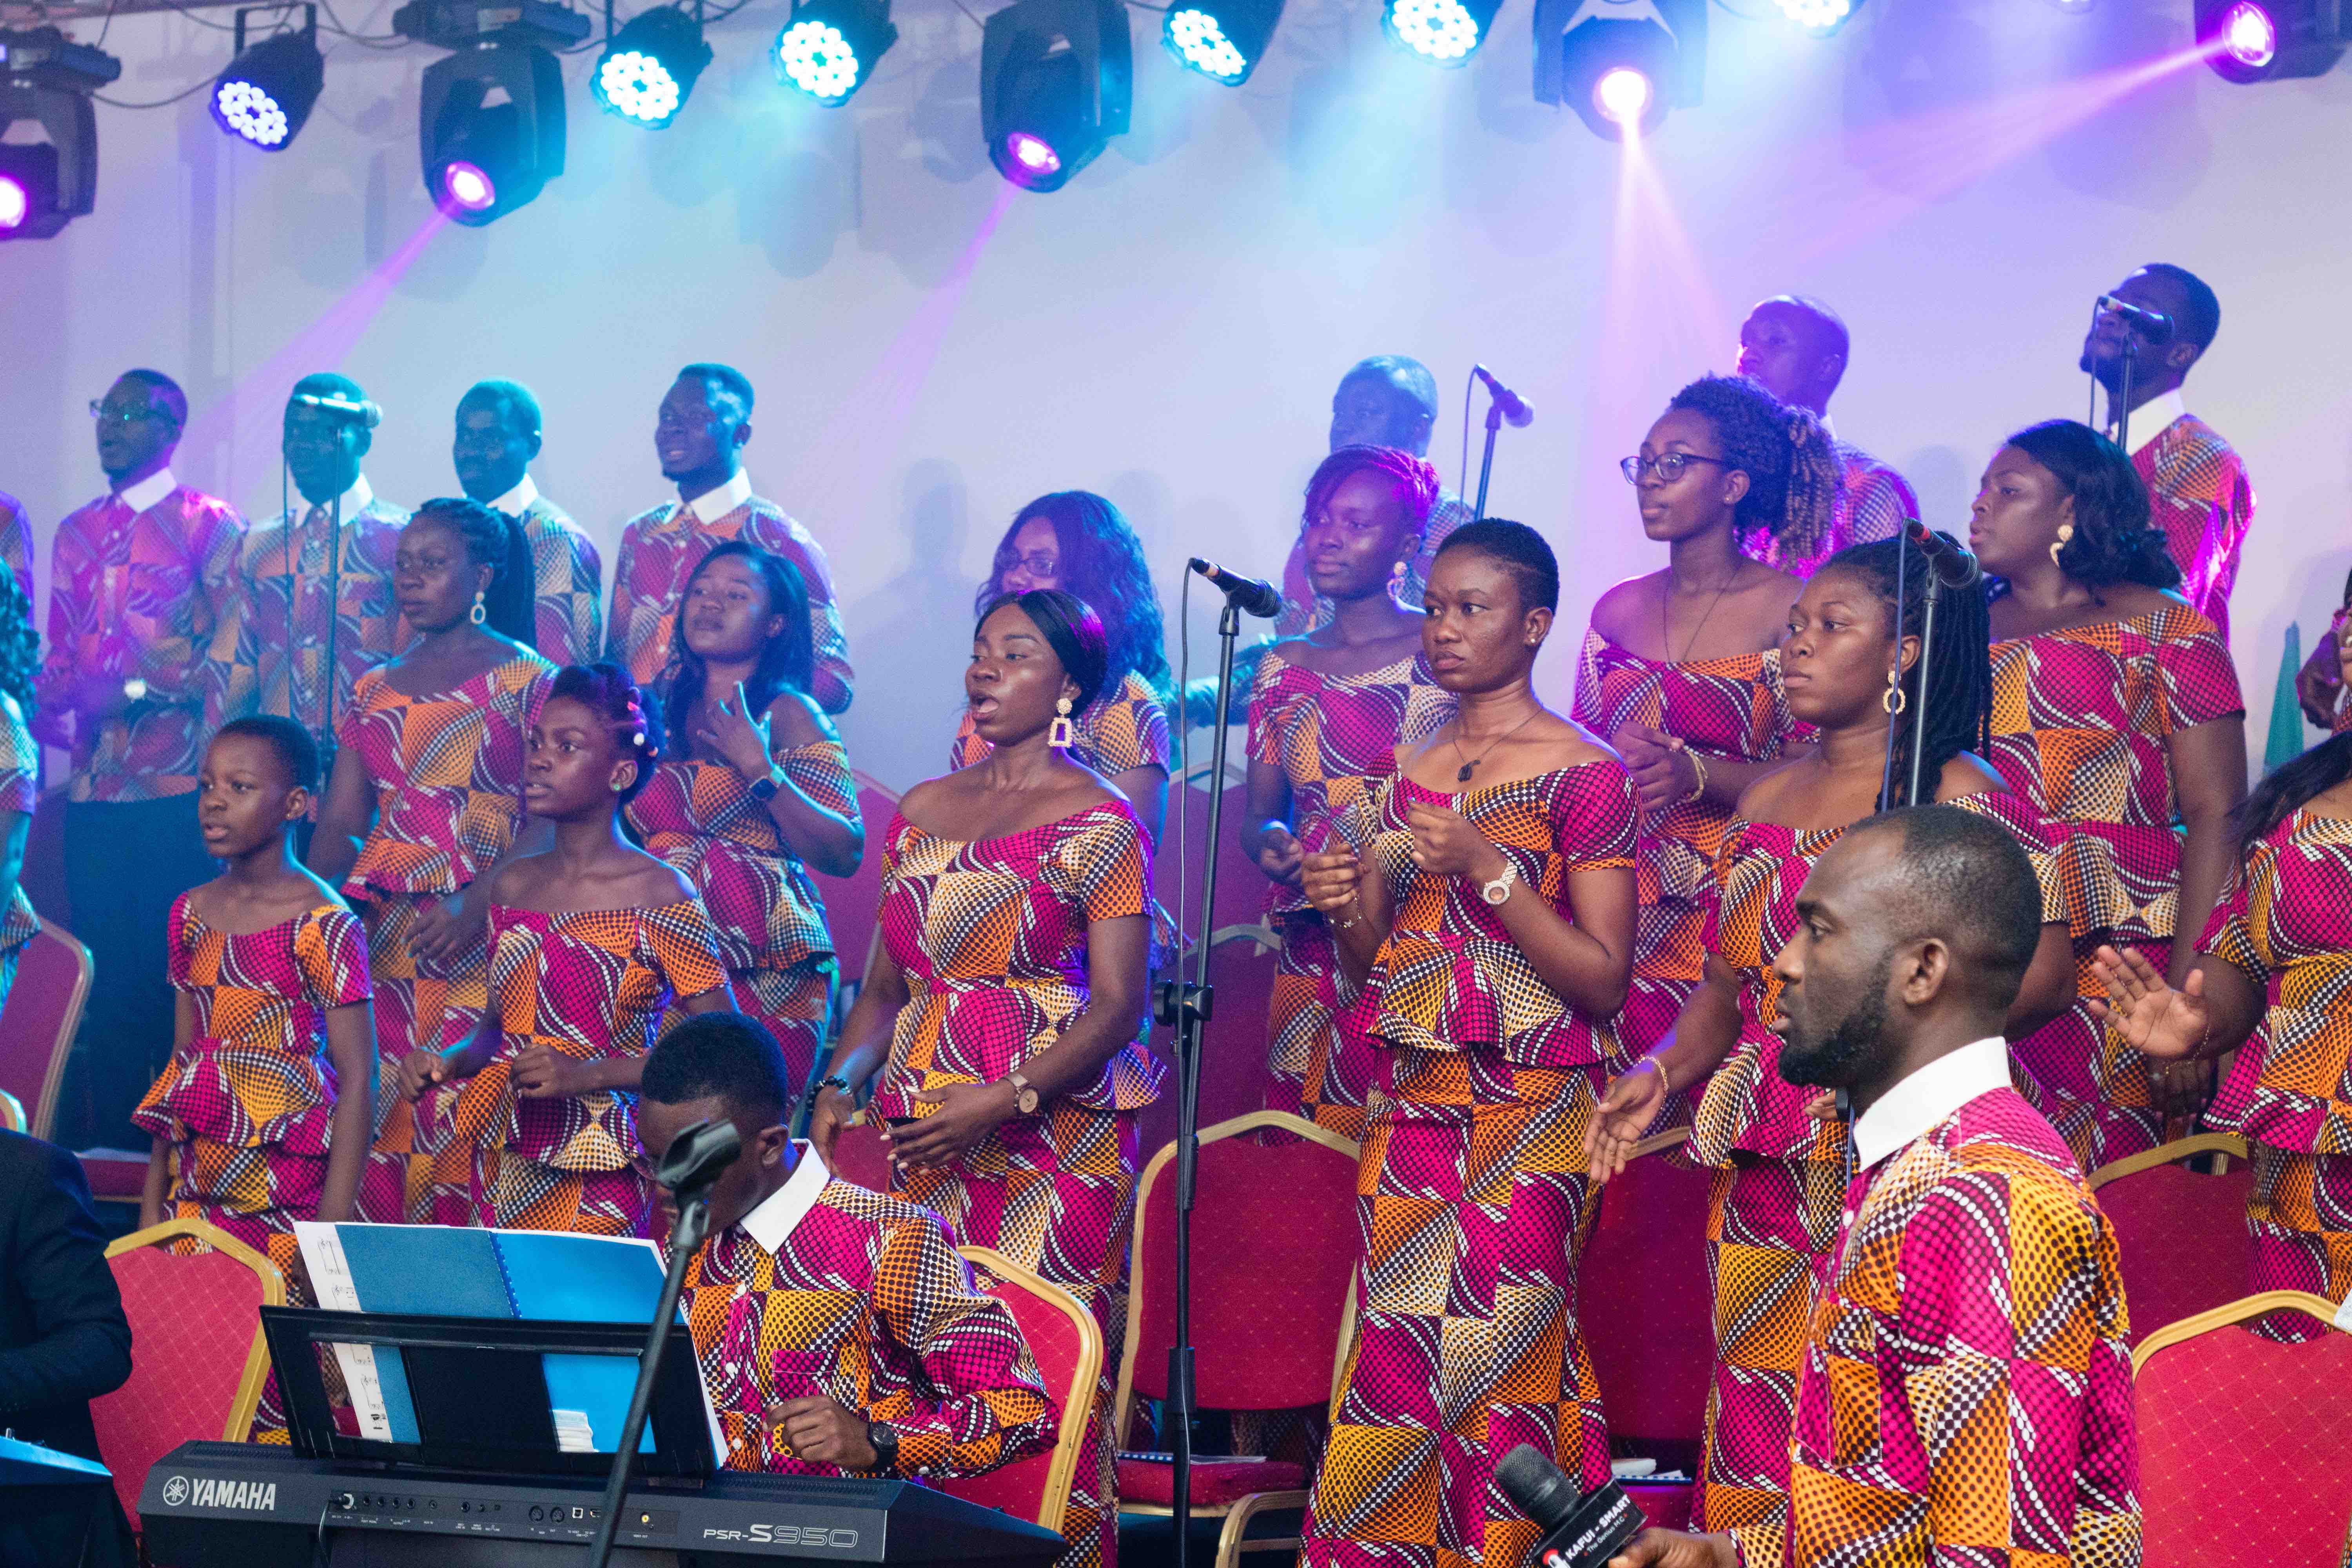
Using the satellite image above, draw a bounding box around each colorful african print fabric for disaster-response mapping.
[0,489,31,612]
[217,489,411,749]
[1987,603,2245,1169]
[628,735,851,1088]
[1751,1077,2140,1568]
[607,486,853,715]
[0,695,42,987]
[1246,645,1454,1140]
[873,799,1159,1568]
[684,1145,1056,1479]
[35,480,244,802]
[2132,411,2252,642]
[2245,1143,2352,1341]
[513,492,603,664]
[1572,631,1805,1064]
[443,900,730,1236]
[336,653,552,1223]
[951,670,1172,782]
[1276,492,1475,638]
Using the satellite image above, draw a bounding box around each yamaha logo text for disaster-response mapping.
[170,1475,279,1512]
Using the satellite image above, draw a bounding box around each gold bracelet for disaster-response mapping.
[1633,1054,1670,1096]
[1681,749,1710,807]
[1330,902,1363,932]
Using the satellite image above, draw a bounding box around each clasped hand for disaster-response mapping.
[1614,724,1700,815]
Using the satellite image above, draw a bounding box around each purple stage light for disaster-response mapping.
[0,176,26,232]
[442,161,496,212]
[1006,132,1060,177]
[1594,65,1652,126]
[2217,2,2277,67]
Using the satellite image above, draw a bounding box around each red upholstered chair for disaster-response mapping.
[1116,1109,1362,1568]
[1134,932,1284,1167]
[2088,1132,2254,1346]
[944,1245,1104,1539]
[90,1218,286,1532]
[811,770,901,993]
[2132,1291,2352,1568]
[825,1114,895,1193]
[0,918,93,1142]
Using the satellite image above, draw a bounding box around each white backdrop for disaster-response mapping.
[4,0,2348,791]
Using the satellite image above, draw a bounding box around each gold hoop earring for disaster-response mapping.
[2048,522,2074,570]
[1883,667,1906,714]
[470,589,488,626]
[1049,696,1074,749]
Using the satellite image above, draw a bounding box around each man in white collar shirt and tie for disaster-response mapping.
[452,379,602,664]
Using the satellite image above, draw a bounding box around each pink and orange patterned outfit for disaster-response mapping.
[627,731,855,1088]
[2198,809,2352,1338]
[1986,603,2245,1170]
[1571,629,1805,1065]
[0,696,42,1006]
[1244,645,1452,1141]
[336,652,552,1223]
[872,799,1162,1568]
[0,489,31,613]
[2130,403,2252,642]
[682,1142,1056,1479]
[218,485,411,747]
[1301,762,1636,1568]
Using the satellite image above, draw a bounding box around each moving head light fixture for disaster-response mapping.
[394,0,589,224]
[0,26,119,240]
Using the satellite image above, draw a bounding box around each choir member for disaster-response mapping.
[1577,375,1825,1062]
[0,572,40,1013]
[1296,520,1638,1568]
[1584,533,2076,1545]
[629,542,864,1090]
[309,498,551,1222]
[0,487,32,612]
[813,589,1156,1568]
[607,365,853,714]
[133,717,373,1434]
[642,1012,1056,1478]
[38,369,243,1151]
[403,665,734,1237]
[1970,419,2247,1167]
[1608,808,2136,1568]
[452,379,603,663]
[1241,446,1454,1141]
[1733,296,1919,569]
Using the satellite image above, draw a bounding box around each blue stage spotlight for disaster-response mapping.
[592,6,711,127]
[211,7,324,149]
[1771,0,1862,36]
[1163,0,1281,83]
[772,0,897,105]
[1383,0,1501,65]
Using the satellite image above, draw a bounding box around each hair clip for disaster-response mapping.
[632,730,647,748]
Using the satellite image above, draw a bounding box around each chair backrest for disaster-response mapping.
[2133,1291,2352,1568]
[91,1219,286,1528]
[1577,1129,1713,1465]
[0,919,93,1141]
[1118,1110,1361,1439]
[2088,1133,2254,1346]
[1132,933,1284,1167]
[811,771,902,989]
[826,1116,894,1193]
[1153,783,1279,953]
[0,1087,22,1131]
[941,1245,1102,1537]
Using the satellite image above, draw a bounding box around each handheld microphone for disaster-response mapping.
[1187,557,1285,620]
[2094,294,2173,345]
[290,390,384,428]
[1495,1445,1644,1568]
[1473,364,1536,428]
[1902,521,1984,589]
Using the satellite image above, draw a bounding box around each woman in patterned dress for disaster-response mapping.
[630,543,863,1090]
[311,497,551,1223]
[1970,420,2247,1169]
[813,589,1155,1568]
[1577,375,1834,1061]
[136,718,373,1435]
[1294,521,1637,1568]
[1584,534,2076,1544]
[1241,446,1454,1140]
[403,665,735,1238]
[0,569,42,1013]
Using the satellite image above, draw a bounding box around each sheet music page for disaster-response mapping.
[293,1221,393,1441]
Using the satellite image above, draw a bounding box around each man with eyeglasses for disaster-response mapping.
[605,363,852,714]
[452,379,602,664]
[1734,295,1918,575]
[33,369,245,1151]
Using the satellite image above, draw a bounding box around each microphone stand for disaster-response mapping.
[2113,332,2141,457]
[1905,536,1940,810]
[1473,396,1505,521]
[584,1118,741,1568]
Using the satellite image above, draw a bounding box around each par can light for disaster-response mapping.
[772,0,896,105]
[210,11,325,150]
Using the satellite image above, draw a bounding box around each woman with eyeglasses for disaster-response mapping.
[1572,374,1832,1063]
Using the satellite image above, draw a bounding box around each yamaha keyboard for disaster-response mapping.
[140,1442,1067,1568]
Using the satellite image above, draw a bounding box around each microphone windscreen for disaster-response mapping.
[1495,1444,1581,1534]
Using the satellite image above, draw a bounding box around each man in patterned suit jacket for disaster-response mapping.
[452,379,603,664]
[638,1011,1055,1481]
[1610,806,2138,1568]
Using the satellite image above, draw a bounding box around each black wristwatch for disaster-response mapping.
[864,1421,899,1472]
[748,765,786,804]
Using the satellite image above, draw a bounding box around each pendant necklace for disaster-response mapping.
[1452,708,1543,784]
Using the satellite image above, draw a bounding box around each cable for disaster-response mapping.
[1457,365,1476,501]
[1174,566,1192,958]
[96,74,217,105]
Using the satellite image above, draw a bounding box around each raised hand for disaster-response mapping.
[2087,945,2209,1060]
[694,679,775,780]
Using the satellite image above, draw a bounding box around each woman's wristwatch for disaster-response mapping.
[1004,1070,1041,1116]
[748,764,789,803]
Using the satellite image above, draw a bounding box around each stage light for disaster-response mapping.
[592,6,710,127]
[2218,2,2275,65]
[1163,0,1279,83]
[395,0,586,224]
[2195,0,2342,81]
[771,0,897,105]
[1383,0,1501,64]
[210,11,325,151]
[980,0,1130,192]
[1771,0,1860,36]
[1533,0,1702,141]
[0,26,120,241]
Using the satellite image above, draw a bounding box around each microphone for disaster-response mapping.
[1495,1445,1644,1568]
[1902,522,1984,589]
[290,390,384,428]
[1473,364,1535,428]
[2094,294,2173,345]
[654,1117,743,1201]
[1187,557,1285,620]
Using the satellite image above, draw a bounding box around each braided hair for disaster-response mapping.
[1665,374,1841,566]
[0,565,37,722]
[662,542,816,756]
[550,662,664,805]
[1303,445,1442,542]
[2002,421,2180,590]
[978,493,1169,697]
[1817,532,1993,809]
[407,497,536,645]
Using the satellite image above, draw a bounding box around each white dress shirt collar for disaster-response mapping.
[1851,1037,2013,1172]
[2126,388,2187,457]
[488,473,540,517]
[115,468,178,514]
[737,1140,833,1255]
[684,468,754,526]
